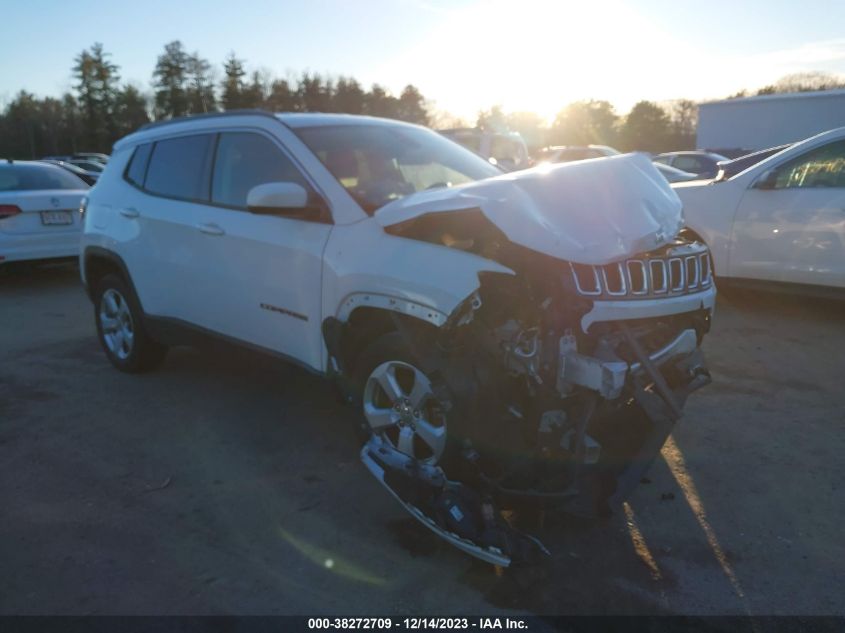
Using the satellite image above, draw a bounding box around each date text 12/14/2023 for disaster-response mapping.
[307,617,529,630]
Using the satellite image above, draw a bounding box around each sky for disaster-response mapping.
[2,0,845,121]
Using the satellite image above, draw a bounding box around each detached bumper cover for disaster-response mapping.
[361,436,549,567]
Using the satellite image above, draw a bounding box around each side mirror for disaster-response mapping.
[753,168,778,190]
[246,182,327,220]
[247,182,308,212]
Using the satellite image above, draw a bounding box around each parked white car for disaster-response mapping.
[81,112,714,566]
[674,127,845,293]
[537,144,620,164]
[0,160,88,265]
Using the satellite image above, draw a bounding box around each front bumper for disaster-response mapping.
[558,327,701,400]
[360,325,711,566]
[580,285,716,332]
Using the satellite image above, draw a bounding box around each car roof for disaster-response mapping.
[275,112,415,129]
[658,151,713,157]
[116,110,422,150]
[657,150,729,161]
[2,159,66,170]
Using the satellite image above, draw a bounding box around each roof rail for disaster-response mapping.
[137,109,280,133]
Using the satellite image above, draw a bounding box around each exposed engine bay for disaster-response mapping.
[327,155,716,567]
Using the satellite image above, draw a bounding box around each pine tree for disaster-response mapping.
[152,40,189,118]
[221,53,247,110]
[298,73,332,112]
[333,77,364,114]
[186,52,216,113]
[114,85,150,136]
[364,84,398,118]
[397,85,428,124]
[265,79,299,112]
[73,43,120,151]
[242,71,266,108]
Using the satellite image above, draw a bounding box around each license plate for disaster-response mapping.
[40,211,74,226]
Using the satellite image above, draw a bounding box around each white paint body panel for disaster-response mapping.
[84,114,515,373]
[83,113,710,376]
[322,219,514,329]
[675,126,845,289]
[376,152,683,266]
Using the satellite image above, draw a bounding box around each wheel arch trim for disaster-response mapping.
[82,246,139,303]
[335,292,449,327]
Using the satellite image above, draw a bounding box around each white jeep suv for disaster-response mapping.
[81,111,715,566]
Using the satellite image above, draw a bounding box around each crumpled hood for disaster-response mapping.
[375,152,683,265]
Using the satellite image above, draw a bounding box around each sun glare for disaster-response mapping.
[379,0,676,120]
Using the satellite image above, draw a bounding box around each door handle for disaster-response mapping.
[198,222,225,236]
[119,207,140,219]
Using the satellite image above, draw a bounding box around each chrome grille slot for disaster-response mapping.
[626,260,648,295]
[602,262,627,296]
[649,260,668,294]
[699,253,712,286]
[570,263,601,295]
[668,258,685,292]
[685,255,699,288]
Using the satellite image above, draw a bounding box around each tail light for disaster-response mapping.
[79,196,89,215]
[0,204,21,218]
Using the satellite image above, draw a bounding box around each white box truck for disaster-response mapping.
[697,88,845,155]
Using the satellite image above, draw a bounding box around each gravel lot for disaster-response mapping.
[1,262,843,615]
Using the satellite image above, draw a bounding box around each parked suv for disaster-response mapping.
[81,111,715,566]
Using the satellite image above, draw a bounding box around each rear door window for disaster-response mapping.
[145,134,214,201]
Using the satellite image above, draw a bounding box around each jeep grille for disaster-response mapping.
[569,243,713,299]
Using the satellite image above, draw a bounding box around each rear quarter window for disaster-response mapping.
[144,134,214,201]
[124,143,152,187]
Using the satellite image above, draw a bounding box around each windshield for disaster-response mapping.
[295,124,501,214]
[0,164,88,191]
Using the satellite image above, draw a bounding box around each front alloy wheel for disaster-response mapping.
[363,360,447,464]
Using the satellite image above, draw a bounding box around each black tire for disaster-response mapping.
[352,331,456,465]
[93,273,167,373]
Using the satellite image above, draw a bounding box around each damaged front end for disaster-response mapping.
[356,155,715,566]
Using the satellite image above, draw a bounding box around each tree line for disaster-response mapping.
[474,98,698,154]
[2,40,842,159]
[471,70,844,154]
[0,41,430,158]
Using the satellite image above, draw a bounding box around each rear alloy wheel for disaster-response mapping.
[360,351,448,465]
[99,288,134,360]
[94,274,166,373]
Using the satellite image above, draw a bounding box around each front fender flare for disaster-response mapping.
[335,292,449,327]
